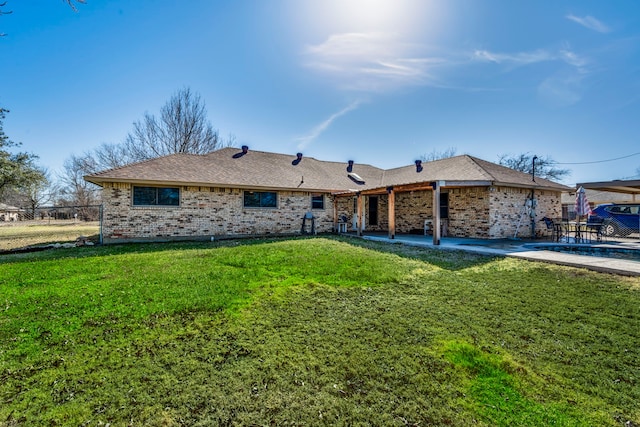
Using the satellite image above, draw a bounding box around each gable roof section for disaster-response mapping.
[85,148,570,193]
[375,155,568,191]
[85,148,385,192]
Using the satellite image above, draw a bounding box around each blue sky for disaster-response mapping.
[2,0,639,186]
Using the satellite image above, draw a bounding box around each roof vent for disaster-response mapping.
[232,145,249,159]
[346,160,354,173]
[292,152,303,165]
[348,172,365,185]
[415,160,423,173]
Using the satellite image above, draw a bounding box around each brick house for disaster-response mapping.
[84,147,569,243]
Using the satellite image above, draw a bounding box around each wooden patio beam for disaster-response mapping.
[356,192,363,237]
[387,187,395,239]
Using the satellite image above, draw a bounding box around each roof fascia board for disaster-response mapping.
[334,180,495,197]
[84,177,338,193]
[492,181,569,191]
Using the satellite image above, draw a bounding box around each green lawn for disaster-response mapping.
[1,237,638,426]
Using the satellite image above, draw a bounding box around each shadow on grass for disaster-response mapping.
[330,234,499,271]
[0,234,498,272]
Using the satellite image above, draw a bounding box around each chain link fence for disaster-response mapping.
[0,205,102,252]
[600,218,640,239]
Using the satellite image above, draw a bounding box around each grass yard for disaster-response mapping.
[0,221,100,251]
[0,236,638,426]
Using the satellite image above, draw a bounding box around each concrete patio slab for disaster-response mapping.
[352,233,640,277]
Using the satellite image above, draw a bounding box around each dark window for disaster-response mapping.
[368,196,378,226]
[244,191,277,208]
[311,194,324,209]
[440,192,449,219]
[133,186,180,206]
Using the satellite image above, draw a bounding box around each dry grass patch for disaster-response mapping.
[0,221,99,251]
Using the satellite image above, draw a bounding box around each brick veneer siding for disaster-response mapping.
[448,186,562,239]
[335,191,433,234]
[333,186,562,239]
[447,187,491,238]
[101,183,335,243]
[489,187,562,239]
[395,191,433,233]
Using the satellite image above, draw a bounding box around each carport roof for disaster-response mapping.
[576,179,640,195]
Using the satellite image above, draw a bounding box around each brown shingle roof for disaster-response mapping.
[85,148,570,192]
[85,148,385,192]
[370,155,568,191]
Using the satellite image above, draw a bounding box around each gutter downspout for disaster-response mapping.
[531,156,537,239]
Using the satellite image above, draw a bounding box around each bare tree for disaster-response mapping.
[2,1,85,36]
[0,2,11,37]
[64,0,86,12]
[122,87,230,163]
[58,153,101,206]
[17,168,54,216]
[498,153,570,181]
[93,142,130,170]
[61,87,234,198]
[420,147,457,162]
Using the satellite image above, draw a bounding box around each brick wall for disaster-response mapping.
[331,187,561,239]
[101,183,334,243]
[101,183,562,242]
[489,187,562,239]
[395,191,433,233]
[448,186,562,239]
[447,187,491,237]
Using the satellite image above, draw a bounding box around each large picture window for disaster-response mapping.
[311,194,325,210]
[244,191,277,208]
[133,186,180,206]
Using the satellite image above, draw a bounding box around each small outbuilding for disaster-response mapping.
[0,203,22,222]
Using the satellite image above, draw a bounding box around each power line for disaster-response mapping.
[553,151,640,165]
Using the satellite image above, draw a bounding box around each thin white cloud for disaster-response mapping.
[559,49,589,70]
[473,49,555,65]
[303,32,445,92]
[296,100,363,150]
[303,31,595,102]
[537,72,585,108]
[473,46,592,107]
[473,47,589,72]
[566,14,611,33]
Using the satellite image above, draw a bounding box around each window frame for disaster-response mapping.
[311,194,325,210]
[132,186,180,207]
[243,191,278,208]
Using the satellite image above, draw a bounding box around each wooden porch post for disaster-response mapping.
[357,192,363,236]
[387,187,395,239]
[333,196,338,232]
